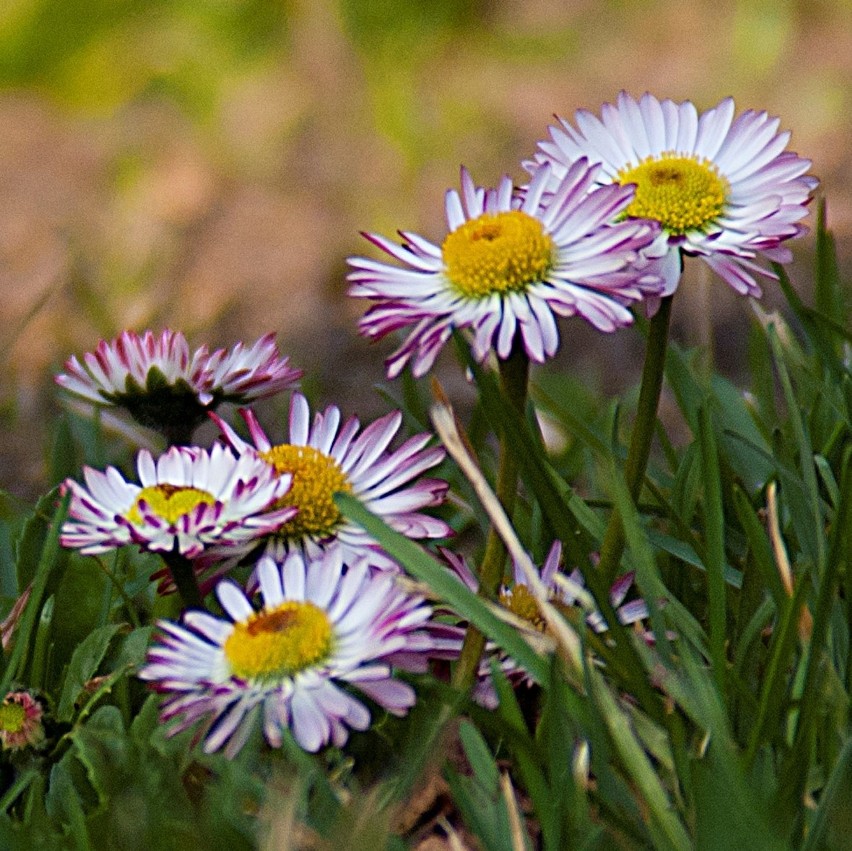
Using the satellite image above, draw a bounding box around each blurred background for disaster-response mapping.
[1,0,850,498]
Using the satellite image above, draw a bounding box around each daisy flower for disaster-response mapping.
[211,393,452,570]
[0,692,45,751]
[61,443,295,559]
[348,161,664,378]
[443,542,648,708]
[139,551,442,755]
[531,92,817,297]
[56,330,301,442]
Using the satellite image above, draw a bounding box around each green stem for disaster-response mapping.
[163,551,205,610]
[452,340,530,691]
[598,294,674,586]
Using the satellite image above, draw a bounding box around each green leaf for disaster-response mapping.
[711,374,775,489]
[489,662,556,848]
[0,767,39,815]
[658,647,783,850]
[57,623,121,722]
[48,555,113,680]
[536,654,586,849]
[692,743,786,851]
[29,593,54,691]
[13,487,62,591]
[445,759,513,851]
[0,492,70,696]
[70,705,130,804]
[648,530,743,589]
[45,756,91,849]
[777,448,851,834]
[731,486,786,610]
[114,625,153,670]
[670,442,701,528]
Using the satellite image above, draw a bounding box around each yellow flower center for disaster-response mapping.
[260,444,352,539]
[617,153,729,235]
[224,601,333,681]
[499,584,545,631]
[127,484,216,525]
[442,210,555,298]
[0,702,25,734]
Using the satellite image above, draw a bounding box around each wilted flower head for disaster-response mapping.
[348,161,664,378]
[211,393,451,572]
[56,331,301,442]
[61,443,295,560]
[0,692,45,751]
[139,551,443,755]
[531,92,816,297]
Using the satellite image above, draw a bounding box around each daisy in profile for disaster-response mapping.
[56,331,301,443]
[443,542,649,707]
[60,443,295,559]
[211,393,451,570]
[531,92,817,296]
[139,551,441,755]
[348,161,664,378]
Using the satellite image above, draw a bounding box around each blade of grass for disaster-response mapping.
[585,660,691,851]
[801,736,852,851]
[743,573,810,767]
[731,486,787,610]
[336,493,548,685]
[697,405,728,698]
[489,661,556,849]
[608,456,697,809]
[767,324,826,573]
[777,446,850,836]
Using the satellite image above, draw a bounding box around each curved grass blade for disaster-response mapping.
[336,493,548,685]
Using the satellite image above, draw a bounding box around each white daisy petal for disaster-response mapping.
[534,93,814,299]
[212,392,451,573]
[61,444,292,569]
[55,330,300,438]
[139,553,445,757]
[347,158,663,375]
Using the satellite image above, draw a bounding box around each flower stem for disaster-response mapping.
[163,551,204,610]
[598,294,674,586]
[452,340,529,691]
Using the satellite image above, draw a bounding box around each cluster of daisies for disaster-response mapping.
[56,330,457,754]
[349,91,815,375]
[46,93,815,759]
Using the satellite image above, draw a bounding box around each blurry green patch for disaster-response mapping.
[732,0,793,76]
[0,0,289,115]
[340,0,478,50]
